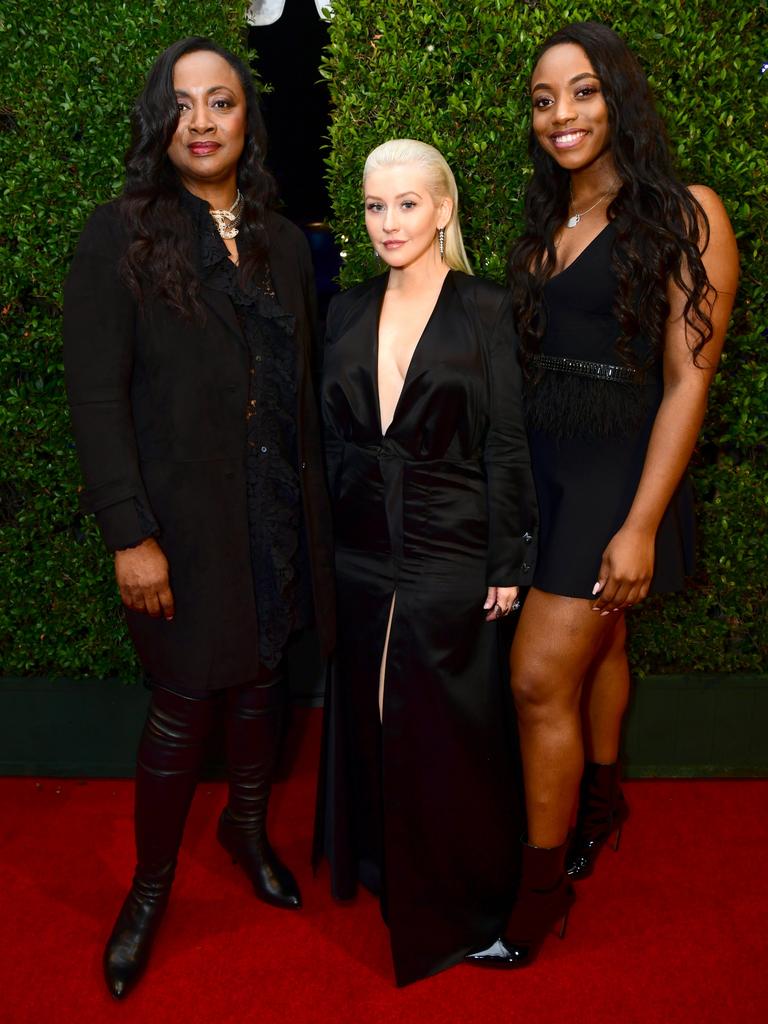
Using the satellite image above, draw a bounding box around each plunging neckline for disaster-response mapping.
[546,221,612,284]
[374,270,453,437]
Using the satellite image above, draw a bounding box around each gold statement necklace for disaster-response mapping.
[209,190,244,238]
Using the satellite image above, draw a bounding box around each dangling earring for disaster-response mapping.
[373,248,381,262]
[438,227,445,261]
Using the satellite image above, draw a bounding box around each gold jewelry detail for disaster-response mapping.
[209,190,244,239]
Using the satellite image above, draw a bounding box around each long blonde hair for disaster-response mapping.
[363,139,473,275]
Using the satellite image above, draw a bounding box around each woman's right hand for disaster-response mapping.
[114,538,175,620]
[591,525,655,613]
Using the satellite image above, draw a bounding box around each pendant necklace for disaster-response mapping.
[209,190,244,238]
[566,184,617,228]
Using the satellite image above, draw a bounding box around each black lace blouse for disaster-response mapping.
[191,194,312,668]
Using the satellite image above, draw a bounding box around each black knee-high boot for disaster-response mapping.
[103,686,216,999]
[216,672,302,909]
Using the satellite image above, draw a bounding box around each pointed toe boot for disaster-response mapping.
[467,839,574,969]
[103,863,174,999]
[567,761,629,880]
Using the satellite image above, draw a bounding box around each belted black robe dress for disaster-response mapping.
[313,270,538,985]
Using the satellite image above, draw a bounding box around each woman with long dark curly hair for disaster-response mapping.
[468,21,738,968]
[64,37,334,998]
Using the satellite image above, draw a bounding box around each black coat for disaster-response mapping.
[64,200,335,689]
[314,270,537,985]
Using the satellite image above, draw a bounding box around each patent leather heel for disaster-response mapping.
[567,762,629,880]
[466,840,574,970]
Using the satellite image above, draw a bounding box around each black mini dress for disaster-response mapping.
[525,223,695,598]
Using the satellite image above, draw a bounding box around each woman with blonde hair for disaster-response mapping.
[313,139,538,985]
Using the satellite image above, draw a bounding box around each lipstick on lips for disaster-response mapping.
[188,141,220,156]
[383,240,405,249]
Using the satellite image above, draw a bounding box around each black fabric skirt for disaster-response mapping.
[528,418,696,599]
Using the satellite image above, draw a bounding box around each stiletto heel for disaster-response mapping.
[612,819,624,852]
[566,762,629,880]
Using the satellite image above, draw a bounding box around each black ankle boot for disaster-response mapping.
[217,807,301,909]
[219,673,301,910]
[466,840,574,969]
[103,863,174,999]
[566,761,629,880]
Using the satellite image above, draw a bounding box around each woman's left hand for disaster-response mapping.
[592,525,656,613]
[484,585,520,621]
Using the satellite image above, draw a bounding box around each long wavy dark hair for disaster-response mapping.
[508,21,713,369]
[119,36,276,317]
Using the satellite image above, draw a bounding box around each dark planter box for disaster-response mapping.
[1,669,766,778]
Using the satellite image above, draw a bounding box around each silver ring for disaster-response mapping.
[511,599,521,612]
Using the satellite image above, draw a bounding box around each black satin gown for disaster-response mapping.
[313,270,538,985]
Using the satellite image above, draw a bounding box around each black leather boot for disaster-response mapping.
[103,863,174,1000]
[217,672,302,910]
[103,686,215,999]
[467,839,574,969]
[567,761,629,880]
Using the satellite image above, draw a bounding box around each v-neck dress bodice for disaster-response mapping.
[314,270,538,986]
[321,271,534,575]
[374,271,451,436]
[525,221,695,596]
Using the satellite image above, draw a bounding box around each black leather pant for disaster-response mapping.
[134,671,286,878]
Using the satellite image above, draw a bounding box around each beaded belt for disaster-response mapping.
[530,353,637,383]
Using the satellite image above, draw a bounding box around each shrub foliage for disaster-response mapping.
[0,0,765,678]
[321,0,767,673]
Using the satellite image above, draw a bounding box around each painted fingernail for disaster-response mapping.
[600,610,610,616]
[592,582,601,595]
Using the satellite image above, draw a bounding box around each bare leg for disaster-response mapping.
[510,589,625,849]
[378,592,396,722]
[580,615,630,764]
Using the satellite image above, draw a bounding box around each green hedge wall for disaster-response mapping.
[1,0,765,679]
[0,0,248,677]
[322,0,767,674]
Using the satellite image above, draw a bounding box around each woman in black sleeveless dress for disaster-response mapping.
[468,22,738,968]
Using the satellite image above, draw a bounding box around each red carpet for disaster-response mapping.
[2,708,766,1024]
